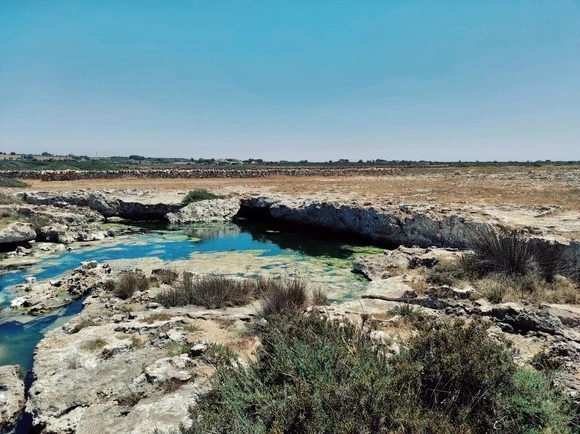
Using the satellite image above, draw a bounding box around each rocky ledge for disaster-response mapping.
[166,198,240,225]
[21,256,580,433]
[0,222,36,245]
[8,260,111,315]
[19,191,182,221]
[25,272,258,434]
[239,196,580,261]
[0,365,25,434]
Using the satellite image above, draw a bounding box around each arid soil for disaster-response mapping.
[19,166,579,208]
[16,166,580,239]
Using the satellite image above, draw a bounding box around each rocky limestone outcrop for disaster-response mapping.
[0,365,25,434]
[240,196,488,248]
[353,246,462,280]
[24,281,259,434]
[0,222,36,245]
[166,198,240,225]
[240,196,580,263]
[10,260,111,315]
[16,205,109,244]
[18,191,181,221]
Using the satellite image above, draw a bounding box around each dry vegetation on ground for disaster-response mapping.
[12,165,578,211]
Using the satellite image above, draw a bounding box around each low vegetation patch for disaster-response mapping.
[182,316,574,434]
[70,318,98,333]
[259,278,309,318]
[426,258,474,287]
[426,227,578,304]
[311,287,329,306]
[388,302,426,323]
[0,178,29,188]
[141,312,172,324]
[181,190,220,205]
[155,273,313,313]
[468,226,576,281]
[152,268,179,285]
[202,342,239,366]
[108,271,150,300]
[81,338,107,352]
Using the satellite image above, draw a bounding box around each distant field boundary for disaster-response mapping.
[0,167,402,181]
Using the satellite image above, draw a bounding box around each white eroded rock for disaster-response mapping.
[166,198,241,225]
[0,222,36,245]
[0,365,25,431]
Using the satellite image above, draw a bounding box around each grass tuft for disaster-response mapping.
[259,278,308,318]
[0,192,21,205]
[156,273,257,309]
[109,271,150,300]
[81,338,107,351]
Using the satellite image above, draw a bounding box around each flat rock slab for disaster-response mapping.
[362,277,418,302]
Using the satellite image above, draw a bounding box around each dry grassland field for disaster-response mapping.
[18,165,577,208]
[17,165,580,238]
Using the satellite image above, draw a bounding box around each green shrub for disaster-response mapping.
[0,178,29,188]
[111,271,150,300]
[202,343,238,366]
[408,318,515,429]
[496,368,572,433]
[181,190,219,205]
[180,316,574,434]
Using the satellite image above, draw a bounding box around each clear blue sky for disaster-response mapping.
[1,0,579,161]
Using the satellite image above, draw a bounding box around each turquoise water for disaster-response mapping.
[0,226,294,307]
[0,222,379,371]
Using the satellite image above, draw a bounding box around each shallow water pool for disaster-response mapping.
[0,222,382,370]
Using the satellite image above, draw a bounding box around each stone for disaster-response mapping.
[450,286,475,300]
[0,365,25,432]
[143,354,194,384]
[362,277,418,302]
[189,342,208,357]
[15,245,31,256]
[369,330,390,344]
[166,198,241,225]
[474,303,563,335]
[0,222,36,245]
